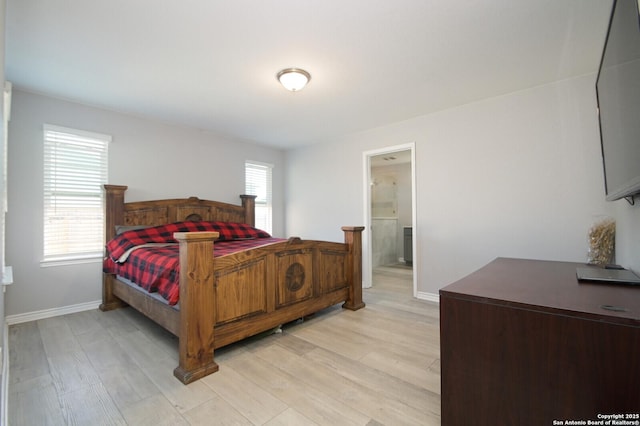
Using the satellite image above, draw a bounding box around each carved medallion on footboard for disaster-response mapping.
[277,249,314,307]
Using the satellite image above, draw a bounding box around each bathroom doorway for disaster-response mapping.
[363,143,416,297]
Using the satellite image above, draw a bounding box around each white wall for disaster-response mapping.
[286,74,640,298]
[613,201,640,270]
[6,89,285,316]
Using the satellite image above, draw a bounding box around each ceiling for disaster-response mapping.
[5,0,613,149]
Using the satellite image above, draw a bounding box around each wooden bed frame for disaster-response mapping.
[100,185,365,384]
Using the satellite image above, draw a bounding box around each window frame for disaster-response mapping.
[244,160,273,234]
[41,124,110,267]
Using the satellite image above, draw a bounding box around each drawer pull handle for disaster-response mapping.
[600,304,628,312]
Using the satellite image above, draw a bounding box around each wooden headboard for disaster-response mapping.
[104,184,256,243]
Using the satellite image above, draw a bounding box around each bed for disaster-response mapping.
[100,184,365,384]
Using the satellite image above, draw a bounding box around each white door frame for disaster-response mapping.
[362,142,417,297]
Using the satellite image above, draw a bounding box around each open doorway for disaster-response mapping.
[363,143,417,297]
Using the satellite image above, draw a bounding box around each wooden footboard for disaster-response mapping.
[172,227,364,384]
[100,185,364,384]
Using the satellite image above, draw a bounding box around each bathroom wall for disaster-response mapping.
[371,161,412,267]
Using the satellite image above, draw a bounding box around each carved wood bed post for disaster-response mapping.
[173,231,220,384]
[341,226,366,311]
[100,185,129,311]
[240,195,256,227]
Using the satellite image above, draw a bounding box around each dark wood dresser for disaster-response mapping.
[439,258,640,425]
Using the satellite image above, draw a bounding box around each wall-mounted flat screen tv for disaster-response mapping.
[596,0,640,202]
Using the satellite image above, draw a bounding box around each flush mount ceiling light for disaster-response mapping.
[277,68,311,91]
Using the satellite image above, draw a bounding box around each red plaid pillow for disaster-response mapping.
[106,221,270,262]
[212,221,271,240]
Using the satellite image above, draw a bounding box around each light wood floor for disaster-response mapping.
[8,269,441,425]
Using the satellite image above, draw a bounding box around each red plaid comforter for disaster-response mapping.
[106,221,271,262]
[103,221,281,305]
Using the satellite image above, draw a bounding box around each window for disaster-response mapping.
[43,125,110,264]
[245,161,272,234]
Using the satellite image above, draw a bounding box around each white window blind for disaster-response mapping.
[245,161,272,234]
[43,125,110,264]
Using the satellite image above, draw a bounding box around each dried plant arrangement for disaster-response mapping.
[587,216,615,266]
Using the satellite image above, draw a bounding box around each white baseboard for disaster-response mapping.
[5,300,101,325]
[416,291,439,303]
